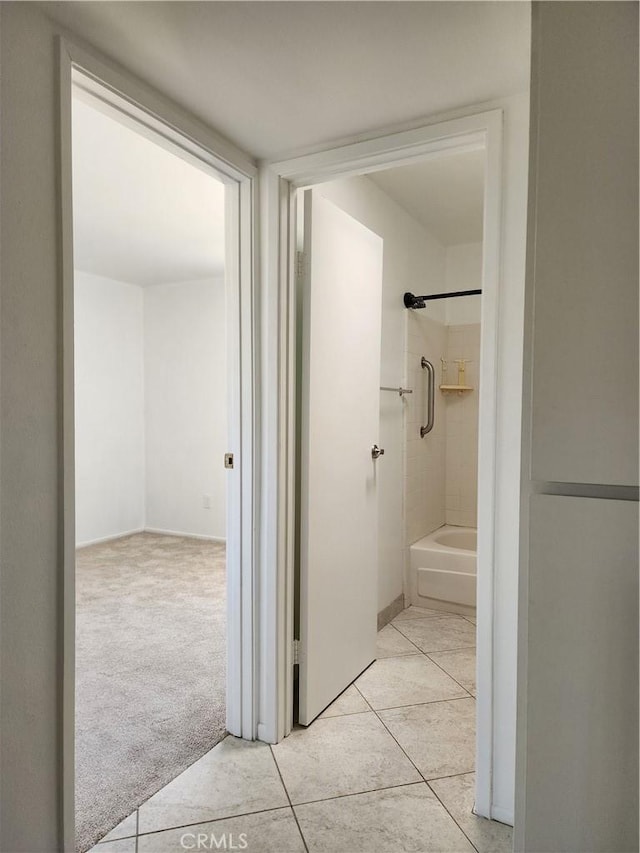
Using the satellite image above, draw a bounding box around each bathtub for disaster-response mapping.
[409,525,477,615]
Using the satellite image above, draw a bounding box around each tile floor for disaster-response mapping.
[91,606,512,853]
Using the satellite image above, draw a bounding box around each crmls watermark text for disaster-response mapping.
[180,832,248,850]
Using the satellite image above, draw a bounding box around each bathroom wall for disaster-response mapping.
[444,323,481,527]
[405,316,481,541]
[319,176,446,615]
[405,237,483,543]
[445,242,482,326]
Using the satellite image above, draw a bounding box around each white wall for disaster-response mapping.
[516,4,638,849]
[145,278,227,539]
[319,176,446,615]
[1,9,69,847]
[445,242,482,325]
[75,274,226,545]
[75,272,146,546]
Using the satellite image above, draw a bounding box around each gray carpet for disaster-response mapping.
[75,533,227,852]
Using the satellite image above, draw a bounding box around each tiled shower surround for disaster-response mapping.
[444,324,480,528]
[404,312,480,545]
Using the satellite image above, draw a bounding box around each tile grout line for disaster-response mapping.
[288,779,427,809]
[390,613,445,623]
[135,809,139,852]
[269,744,310,853]
[372,643,475,702]
[390,620,476,695]
[392,630,477,656]
[134,804,296,841]
[393,614,471,625]
[389,621,473,659]
[423,652,476,699]
[354,674,481,853]
[386,622,426,656]
[425,780,482,853]
[356,694,472,713]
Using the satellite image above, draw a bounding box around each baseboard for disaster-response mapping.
[76,527,226,549]
[143,527,226,543]
[76,527,145,549]
[377,592,405,631]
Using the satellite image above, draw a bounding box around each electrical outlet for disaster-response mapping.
[203,495,211,509]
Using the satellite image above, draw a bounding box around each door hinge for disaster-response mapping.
[224,452,234,469]
[292,639,301,665]
[295,251,305,280]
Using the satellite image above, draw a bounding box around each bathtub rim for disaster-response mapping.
[410,524,478,555]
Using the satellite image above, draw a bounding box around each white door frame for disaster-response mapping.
[58,37,258,850]
[259,108,503,818]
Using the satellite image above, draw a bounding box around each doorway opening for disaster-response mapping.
[271,146,510,848]
[295,146,485,717]
[65,65,253,852]
[271,111,502,832]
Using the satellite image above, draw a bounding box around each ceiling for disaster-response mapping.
[370,149,485,246]
[42,2,531,161]
[72,95,225,285]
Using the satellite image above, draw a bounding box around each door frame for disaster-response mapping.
[58,37,258,850]
[260,108,503,818]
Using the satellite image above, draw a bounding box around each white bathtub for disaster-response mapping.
[410,525,477,614]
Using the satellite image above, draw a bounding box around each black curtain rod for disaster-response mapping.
[403,289,482,309]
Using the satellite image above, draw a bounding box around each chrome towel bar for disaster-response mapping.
[380,386,413,396]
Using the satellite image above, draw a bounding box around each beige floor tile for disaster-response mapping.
[379,698,476,779]
[395,616,476,652]
[318,683,369,718]
[97,812,137,844]
[464,616,477,626]
[392,605,445,622]
[430,774,513,853]
[376,624,420,658]
[355,655,466,710]
[429,648,476,692]
[138,736,288,834]
[294,783,475,852]
[271,711,420,804]
[90,839,135,853]
[138,808,305,853]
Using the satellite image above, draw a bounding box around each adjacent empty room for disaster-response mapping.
[72,86,229,851]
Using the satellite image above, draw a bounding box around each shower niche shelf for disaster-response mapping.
[439,384,473,394]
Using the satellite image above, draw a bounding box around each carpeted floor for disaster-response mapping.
[75,533,227,852]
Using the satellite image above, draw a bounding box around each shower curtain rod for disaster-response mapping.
[403,289,482,309]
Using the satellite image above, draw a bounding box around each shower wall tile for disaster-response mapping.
[404,312,447,544]
[404,318,481,547]
[444,324,481,528]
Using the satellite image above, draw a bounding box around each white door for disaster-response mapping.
[298,190,383,725]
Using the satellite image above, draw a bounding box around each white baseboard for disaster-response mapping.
[143,527,226,543]
[76,527,145,549]
[76,526,226,549]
